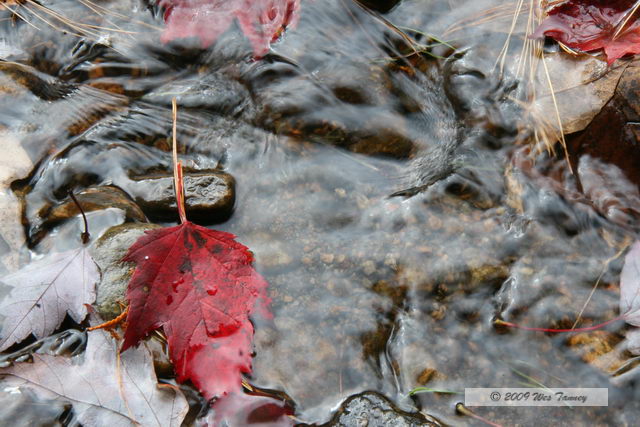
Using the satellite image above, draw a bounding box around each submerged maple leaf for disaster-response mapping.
[0,248,98,351]
[532,0,640,64]
[159,0,301,55]
[120,222,270,399]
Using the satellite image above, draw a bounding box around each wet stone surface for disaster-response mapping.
[129,169,235,223]
[323,391,439,427]
[90,223,160,320]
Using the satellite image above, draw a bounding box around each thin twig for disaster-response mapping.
[456,403,504,427]
[495,315,624,333]
[87,306,129,331]
[541,53,573,174]
[572,245,630,329]
[68,190,90,244]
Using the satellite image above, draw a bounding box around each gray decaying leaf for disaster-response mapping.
[624,329,640,356]
[0,328,188,427]
[620,241,640,354]
[0,248,98,351]
[621,241,640,322]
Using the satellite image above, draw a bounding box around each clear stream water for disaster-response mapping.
[0,0,639,425]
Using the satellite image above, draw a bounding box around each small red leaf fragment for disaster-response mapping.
[158,0,301,55]
[532,0,640,64]
[207,391,294,426]
[121,221,270,400]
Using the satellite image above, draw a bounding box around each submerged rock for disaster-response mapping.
[45,186,145,223]
[26,186,146,247]
[324,392,440,427]
[90,223,160,320]
[128,169,235,223]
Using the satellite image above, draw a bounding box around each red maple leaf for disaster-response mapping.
[532,0,640,64]
[120,222,270,399]
[121,98,270,399]
[121,100,271,402]
[159,0,301,55]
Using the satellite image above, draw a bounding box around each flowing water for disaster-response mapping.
[1,0,639,425]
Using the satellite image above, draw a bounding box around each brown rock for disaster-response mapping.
[416,368,438,385]
[567,331,625,374]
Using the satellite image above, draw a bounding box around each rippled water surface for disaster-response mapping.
[1,0,640,425]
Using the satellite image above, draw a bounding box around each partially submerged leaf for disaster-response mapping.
[624,328,640,355]
[121,221,270,400]
[621,241,640,325]
[620,241,640,355]
[531,53,627,135]
[514,63,640,231]
[204,390,293,426]
[159,0,301,55]
[533,0,640,64]
[0,248,98,351]
[0,328,188,426]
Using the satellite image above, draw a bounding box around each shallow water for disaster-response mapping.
[1,0,639,425]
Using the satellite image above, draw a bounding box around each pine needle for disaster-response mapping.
[612,0,640,40]
[172,97,187,224]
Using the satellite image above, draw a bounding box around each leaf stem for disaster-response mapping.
[494,315,625,333]
[87,306,129,331]
[409,387,463,395]
[68,190,90,244]
[172,97,187,224]
[456,403,503,427]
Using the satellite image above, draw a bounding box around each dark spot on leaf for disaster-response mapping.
[193,231,206,248]
[179,258,192,274]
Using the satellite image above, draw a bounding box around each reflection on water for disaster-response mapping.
[0,0,639,425]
